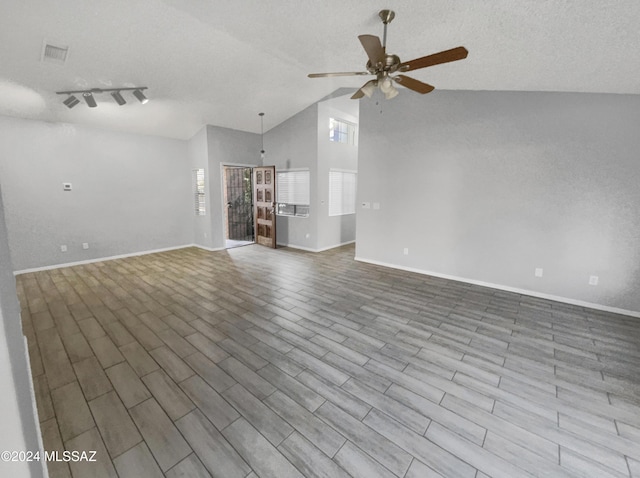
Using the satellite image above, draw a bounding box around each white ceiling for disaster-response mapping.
[1,0,639,139]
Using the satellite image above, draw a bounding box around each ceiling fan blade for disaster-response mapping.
[400,46,468,72]
[358,34,385,65]
[393,75,435,94]
[308,71,370,78]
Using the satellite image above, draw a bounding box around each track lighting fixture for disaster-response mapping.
[56,86,149,108]
[83,92,97,108]
[62,95,80,108]
[111,91,126,106]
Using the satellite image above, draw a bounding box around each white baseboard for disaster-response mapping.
[277,243,317,252]
[354,256,640,319]
[278,240,355,253]
[194,244,226,252]
[14,244,199,275]
[316,240,356,252]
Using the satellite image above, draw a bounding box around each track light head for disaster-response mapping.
[63,95,80,108]
[111,91,126,106]
[133,89,149,104]
[83,92,97,108]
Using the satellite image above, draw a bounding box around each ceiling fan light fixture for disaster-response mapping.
[83,92,97,108]
[63,95,80,108]
[111,91,126,105]
[384,85,399,100]
[133,89,149,104]
[362,81,377,98]
[379,76,393,93]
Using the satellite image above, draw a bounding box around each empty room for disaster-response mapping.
[1,1,639,477]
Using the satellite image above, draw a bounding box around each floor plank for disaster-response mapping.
[129,398,192,471]
[176,410,250,478]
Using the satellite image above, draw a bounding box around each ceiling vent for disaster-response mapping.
[41,41,69,64]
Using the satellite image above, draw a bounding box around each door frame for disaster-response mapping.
[220,162,258,247]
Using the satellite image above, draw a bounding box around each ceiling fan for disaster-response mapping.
[308,10,468,100]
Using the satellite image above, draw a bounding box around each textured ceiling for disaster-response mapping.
[1,0,639,139]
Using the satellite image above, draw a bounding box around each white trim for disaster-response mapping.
[195,244,226,252]
[277,240,355,253]
[13,244,221,275]
[276,243,318,252]
[316,240,356,252]
[354,256,640,319]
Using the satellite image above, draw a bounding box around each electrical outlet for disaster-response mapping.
[403,248,409,255]
[82,243,89,250]
[535,268,543,277]
[60,245,67,252]
[589,275,599,286]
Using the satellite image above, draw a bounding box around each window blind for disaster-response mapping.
[329,170,356,216]
[276,170,310,205]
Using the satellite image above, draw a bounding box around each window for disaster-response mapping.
[193,168,205,215]
[329,170,357,216]
[329,118,356,145]
[276,170,310,217]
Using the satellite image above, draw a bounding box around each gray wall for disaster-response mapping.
[0,116,193,271]
[317,95,358,251]
[265,104,319,250]
[356,90,640,314]
[205,125,261,250]
[0,181,43,477]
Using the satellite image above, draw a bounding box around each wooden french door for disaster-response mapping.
[253,166,276,248]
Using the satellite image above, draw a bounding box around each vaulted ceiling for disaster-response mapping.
[1,0,639,139]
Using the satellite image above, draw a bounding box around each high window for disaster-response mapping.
[329,118,357,145]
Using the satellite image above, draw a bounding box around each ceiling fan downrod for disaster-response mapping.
[379,9,395,50]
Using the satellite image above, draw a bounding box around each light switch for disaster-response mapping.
[373,202,380,210]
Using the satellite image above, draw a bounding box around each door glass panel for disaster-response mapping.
[225,167,254,242]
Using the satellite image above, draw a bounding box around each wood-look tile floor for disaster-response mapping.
[17,244,640,478]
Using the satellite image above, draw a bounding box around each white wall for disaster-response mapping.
[0,181,43,478]
[0,116,193,271]
[356,90,640,314]
[265,104,319,250]
[317,95,358,250]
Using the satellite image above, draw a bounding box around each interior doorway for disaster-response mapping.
[223,166,254,249]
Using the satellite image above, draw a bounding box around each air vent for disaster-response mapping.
[41,41,69,64]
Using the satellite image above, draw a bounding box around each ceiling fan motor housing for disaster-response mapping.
[366,54,401,75]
